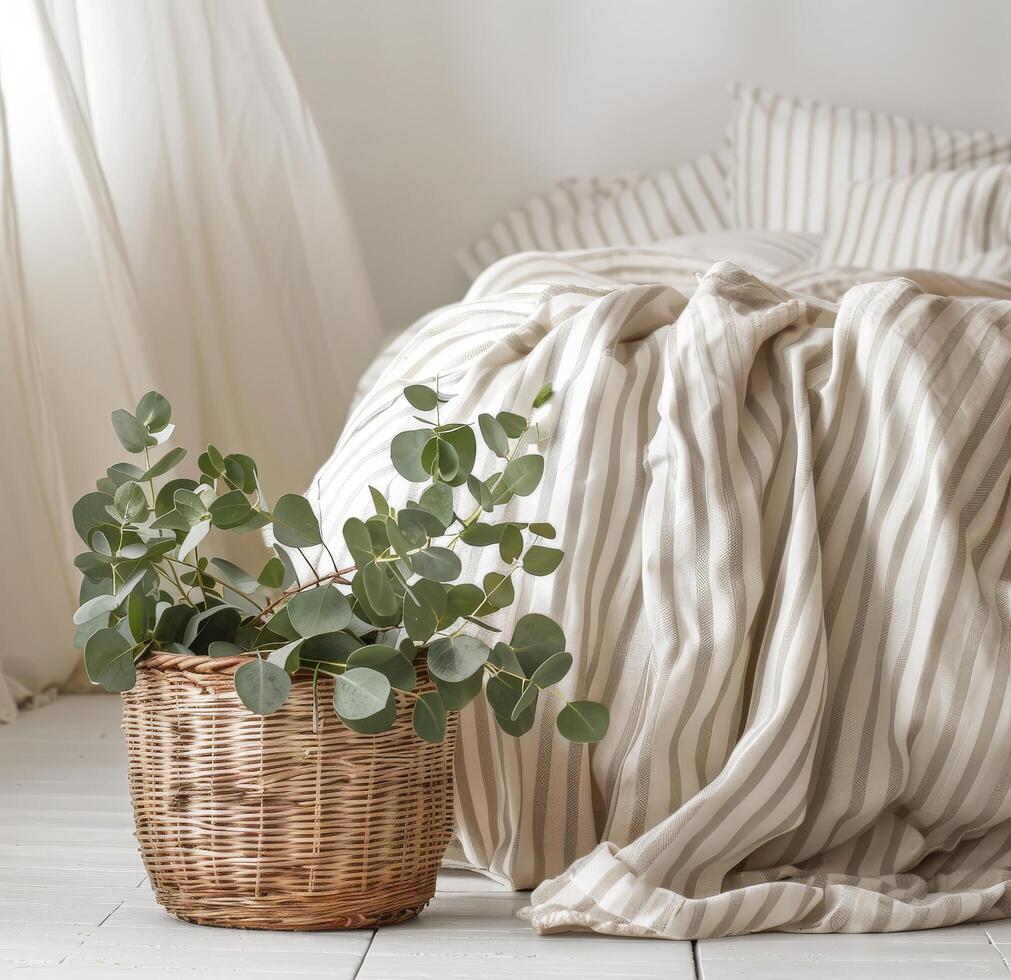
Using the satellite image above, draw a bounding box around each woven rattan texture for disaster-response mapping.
[121,653,458,930]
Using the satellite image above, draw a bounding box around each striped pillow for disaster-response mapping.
[729,83,1011,235]
[818,164,1011,272]
[457,149,732,280]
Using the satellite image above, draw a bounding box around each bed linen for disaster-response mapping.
[817,164,1011,271]
[458,149,733,280]
[727,83,1011,235]
[307,242,1011,939]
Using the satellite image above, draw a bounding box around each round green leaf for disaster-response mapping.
[404,384,439,411]
[208,641,243,658]
[73,492,114,543]
[434,671,483,710]
[177,519,210,562]
[480,572,514,612]
[486,673,536,735]
[418,483,454,527]
[362,562,399,616]
[209,491,255,530]
[391,429,432,483]
[403,579,447,642]
[556,701,609,743]
[421,437,459,482]
[413,691,447,743]
[135,391,171,432]
[511,680,538,720]
[496,411,527,438]
[333,667,392,720]
[441,584,484,626]
[529,522,556,539]
[234,659,292,715]
[531,381,553,409]
[154,478,197,517]
[84,628,136,692]
[154,604,194,644]
[271,494,322,548]
[530,651,573,688]
[369,485,391,516]
[198,450,221,480]
[511,613,565,660]
[398,506,445,539]
[110,481,149,524]
[460,523,502,546]
[489,642,522,675]
[111,409,155,453]
[206,444,225,471]
[209,558,260,596]
[427,635,489,683]
[347,644,416,691]
[466,475,494,512]
[343,517,374,562]
[387,519,415,566]
[107,462,145,488]
[298,630,362,665]
[142,447,186,481]
[494,455,544,501]
[340,692,397,734]
[478,413,510,458]
[411,547,461,583]
[522,545,564,577]
[440,424,477,487]
[182,604,243,653]
[223,454,257,493]
[286,585,352,637]
[499,524,524,564]
[351,569,402,628]
[173,488,208,524]
[257,556,286,589]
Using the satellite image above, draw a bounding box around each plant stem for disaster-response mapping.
[296,547,322,585]
[156,560,198,608]
[250,566,354,624]
[142,447,157,509]
[162,555,262,609]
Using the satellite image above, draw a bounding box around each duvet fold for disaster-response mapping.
[309,256,1011,938]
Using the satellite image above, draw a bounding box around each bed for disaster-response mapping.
[310,84,1011,940]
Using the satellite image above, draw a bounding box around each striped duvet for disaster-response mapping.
[309,249,1011,938]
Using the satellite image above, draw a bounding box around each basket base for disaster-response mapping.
[162,898,427,931]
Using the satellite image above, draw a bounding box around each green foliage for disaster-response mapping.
[70,383,607,747]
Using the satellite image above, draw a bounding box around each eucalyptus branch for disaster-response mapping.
[74,382,608,744]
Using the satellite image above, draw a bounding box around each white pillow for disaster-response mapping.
[457,149,732,280]
[817,164,1011,272]
[728,83,1011,235]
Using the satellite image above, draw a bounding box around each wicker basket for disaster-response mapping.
[121,653,458,930]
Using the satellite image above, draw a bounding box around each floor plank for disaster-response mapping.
[6,695,1011,979]
[697,928,1009,979]
[355,891,697,979]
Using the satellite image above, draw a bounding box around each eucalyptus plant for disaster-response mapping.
[71,384,609,744]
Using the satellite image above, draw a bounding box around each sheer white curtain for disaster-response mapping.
[0,0,382,720]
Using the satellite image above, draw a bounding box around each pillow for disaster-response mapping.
[728,83,1011,234]
[817,164,1011,272]
[457,149,732,280]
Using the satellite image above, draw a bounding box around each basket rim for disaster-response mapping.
[140,652,253,674]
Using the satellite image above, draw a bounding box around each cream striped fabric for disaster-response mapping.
[457,150,732,280]
[729,83,1011,234]
[818,164,1011,271]
[307,250,1011,939]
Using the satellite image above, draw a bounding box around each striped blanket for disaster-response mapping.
[309,251,1011,938]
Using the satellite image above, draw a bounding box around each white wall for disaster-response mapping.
[272,0,1011,331]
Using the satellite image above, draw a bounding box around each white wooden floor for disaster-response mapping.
[2,697,1010,979]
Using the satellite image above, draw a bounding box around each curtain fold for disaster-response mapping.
[0,0,383,720]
